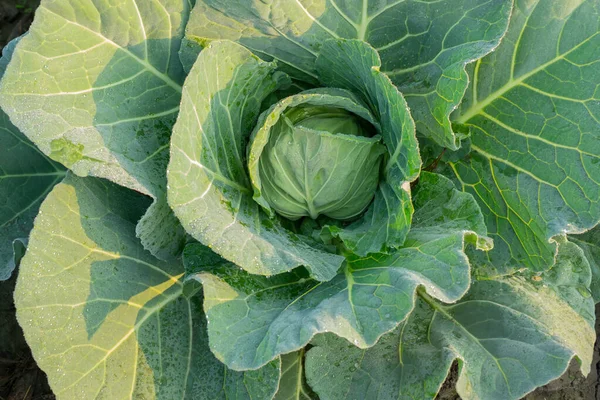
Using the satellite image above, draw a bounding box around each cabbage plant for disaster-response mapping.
[0,0,599,399]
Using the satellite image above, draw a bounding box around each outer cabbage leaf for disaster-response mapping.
[185,172,491,370]
[167,39,344,281]
[15,174,280,399]
[450,0,600,273]
[273,350,316,400]
[0,0,191,260]
[569,225,600,302]
[305,304,452,400]
[314,39,419,255]
[0,37,66,280]
[184,0,512,149]
[305,241,595,400]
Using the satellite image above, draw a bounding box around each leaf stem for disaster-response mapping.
[416,286,438,309]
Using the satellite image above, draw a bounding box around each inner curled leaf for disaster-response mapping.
[251,99,385,221]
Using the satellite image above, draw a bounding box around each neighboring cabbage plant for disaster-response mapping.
[0,1,599,400]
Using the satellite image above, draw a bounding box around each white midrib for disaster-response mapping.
[358,0,369,40]
[456,32,599,124]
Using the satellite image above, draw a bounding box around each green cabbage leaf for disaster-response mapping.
[0,1,598,399]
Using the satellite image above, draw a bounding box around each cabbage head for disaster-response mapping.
[251,99,385,221]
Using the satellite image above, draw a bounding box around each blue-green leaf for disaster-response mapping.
[273,350,316,400]
[168,39,344,281]
[184,0,512,148]
[315,39,419,255]
[450,0,600,273]
[0,36,65,280]
[0,0,192,260]
[305,242,595,400]
[569,225,600,302]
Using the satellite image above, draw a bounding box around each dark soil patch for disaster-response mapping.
[0,0,39,49]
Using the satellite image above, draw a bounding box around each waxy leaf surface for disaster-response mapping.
[273,350,316,400]
[0,0,191,260]
[451,0,600,273]
[570,224,600,302]
[315,39,418,255]
[168,40,344,281]
[186,173,490,370]
[306,242,595,400]
[185,0,512,148]
[15,175,280,399]
[0,37,65,280]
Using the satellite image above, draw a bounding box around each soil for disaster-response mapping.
[0,0,38,48]
[0,1,599,399]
